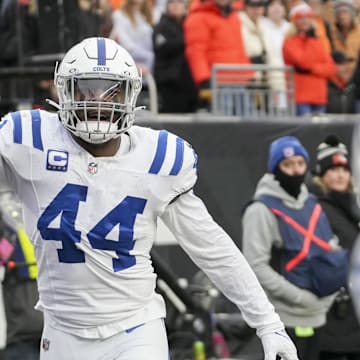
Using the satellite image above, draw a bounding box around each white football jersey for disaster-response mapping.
[0,109,197,338]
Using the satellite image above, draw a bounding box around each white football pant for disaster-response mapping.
[40,318,169,360]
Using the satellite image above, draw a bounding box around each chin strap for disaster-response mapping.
[45,98,61,110]
[134,106,146,112]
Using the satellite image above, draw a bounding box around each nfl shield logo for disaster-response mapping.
[283,147,295,158]
[42,338,50,351]
[88,162,98,174]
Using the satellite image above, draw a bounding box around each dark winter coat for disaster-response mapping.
[326,77,356,114]
[311,184,360,353]
[153,14,197,113]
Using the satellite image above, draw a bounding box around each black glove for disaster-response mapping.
[294,66,311,74]
[198,79,212,102]
[306,27,316,38]
[250,51,266,64]
[199,79,211,90]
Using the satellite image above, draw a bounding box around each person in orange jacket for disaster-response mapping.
[282,2,336,116]
[184,0,252,107]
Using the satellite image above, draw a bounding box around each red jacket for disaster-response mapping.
[283,34,336,105]
[184,0,251,86]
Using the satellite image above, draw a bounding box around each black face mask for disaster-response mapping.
[274,166,306,199]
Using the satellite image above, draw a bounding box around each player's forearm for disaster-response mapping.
[161,191,284,336]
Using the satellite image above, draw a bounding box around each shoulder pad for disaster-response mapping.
[148,129,197,177]
[0,109,45,151]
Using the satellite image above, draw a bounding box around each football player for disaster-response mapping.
[0,37,298,360]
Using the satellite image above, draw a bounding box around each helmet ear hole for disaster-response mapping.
[54,37,142,144]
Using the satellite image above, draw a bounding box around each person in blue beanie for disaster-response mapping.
[242,136,348,360]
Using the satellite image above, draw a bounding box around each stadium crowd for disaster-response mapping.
[2,0,360,115]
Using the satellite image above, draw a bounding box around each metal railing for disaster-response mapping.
[211,64,296,119]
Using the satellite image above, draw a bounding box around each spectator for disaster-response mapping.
[262,0,291,111]
[310,135,360,360]
[1,217,43,360]
[326,51,356,113]
[330,0,360,77]
[307,0,333,52]
[110,0,154,75]
[184,0,252,109]
[239,0,268,65]
[153,0,198,113]
[239,0,288,114]
[242,136,348,360]
[283,2,336,116]
[263,0,291,58]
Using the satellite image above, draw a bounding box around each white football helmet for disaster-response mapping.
[54,37,142,144]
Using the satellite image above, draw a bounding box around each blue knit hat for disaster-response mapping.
[268,136,309,173]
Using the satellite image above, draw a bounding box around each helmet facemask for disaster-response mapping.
[56,70,142,144]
